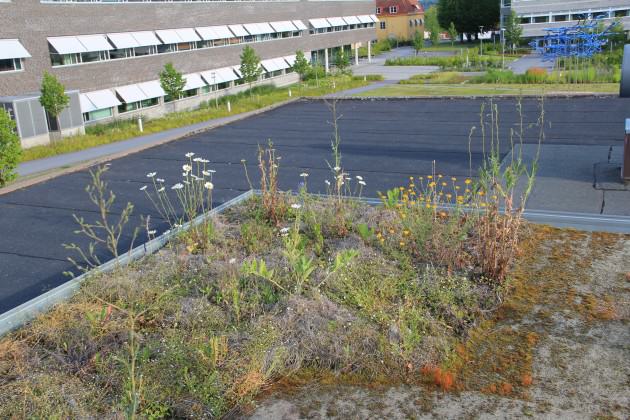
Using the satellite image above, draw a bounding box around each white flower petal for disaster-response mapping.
[291,204,301,209]
[140,185,147,191]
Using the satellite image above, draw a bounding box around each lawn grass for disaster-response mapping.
[356,82,620,97]
[20,76,367,163]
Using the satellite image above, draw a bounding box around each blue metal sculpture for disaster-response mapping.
[529,20,620,61]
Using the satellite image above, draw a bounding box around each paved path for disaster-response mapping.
[17,102,294,178]
[508,53,555,74]
[1,98,629,315]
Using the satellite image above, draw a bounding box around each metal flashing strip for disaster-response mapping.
[0,190,254,337]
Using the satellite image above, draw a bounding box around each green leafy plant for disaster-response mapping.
[413,30,424,56]
[356,223,374,242]
[447,22,458,46]
[240,45,263,95]
[159,62,186,101]
[0,108,21,187]
[39,71,69,134]
[293,50,311,82]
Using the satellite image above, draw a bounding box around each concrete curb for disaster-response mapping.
[324,93,620,100]
[0,98,301,196]
[0,190,254,337]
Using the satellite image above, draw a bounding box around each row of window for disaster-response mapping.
[50,30,302,67]
[83,67,292,122]
[376,6,397,14]
[310,21,374,35]
[518,9,630,25]
[377,19,423,30]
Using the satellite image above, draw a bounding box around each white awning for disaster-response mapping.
[256,22,275,34]
[269,21,297,33]
[228,24,248,37]
[357,15,373,24]
[201,67,239,84]
[243,23,273,36]
[80,89,121,113]
[326,17,346,27]
[183,73,206,90]
[283,54,298,66]
[48,36,87,54]
[130,31,161,47]
[196,25,232,40]
[77,34,113,52]
[273,57,290,70]
[107,33,140,49]
[369,14,380,23]
[175,28,200,43]
[231,66,242,78]
[309,18,331,29]
[0,39,31,60]
[115,84,148,103]
[342,16,360,25]
[155,29,182,44]
[261,58,282,72]
[80,94,97,113]
[138,80,165,99]
[292,20,308,31]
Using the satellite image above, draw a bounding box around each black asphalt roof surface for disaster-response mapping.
[1,97,628,313]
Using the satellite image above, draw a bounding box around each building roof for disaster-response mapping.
[376,0,424,16]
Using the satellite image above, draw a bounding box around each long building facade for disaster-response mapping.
[0,0,377,148]
[501,0,630,38]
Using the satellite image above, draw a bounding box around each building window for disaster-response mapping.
[0,58,23,72]
[533,15,549,23]
[376,7,381,14]
[83,107,113,122]
[50,53,80,66]
[134,45,156,57]
[380,21,386,30]
[520,17,531,24]
[389,6,397,14]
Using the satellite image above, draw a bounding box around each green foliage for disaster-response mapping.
[356,223,374,242]
[303,65,326,81]
[358,39,392,58]
[293,50,310,81]
[380,188,400,209]
[239,45,263,87]
[504,11,523,52]
[438,0,499,39]
[351,74,385,81]
[413,30,424,55]
[447,22,458,46]
[334,51,351,75]
[159,62,186,100]
[386,50,504,70]
[471,66,620,85]
[425,6,442,45]
[0,108,21,187]
[39,71,69,119]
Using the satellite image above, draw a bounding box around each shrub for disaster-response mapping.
[303,65,326,81]
[0,108,21,187]
[352,74,385,81]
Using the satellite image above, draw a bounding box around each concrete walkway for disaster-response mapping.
[17,101,295,178]
[508,53,555,74]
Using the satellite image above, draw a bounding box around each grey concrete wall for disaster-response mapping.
[0,0,374,96]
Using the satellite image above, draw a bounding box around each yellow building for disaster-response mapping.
[375,0,424,42]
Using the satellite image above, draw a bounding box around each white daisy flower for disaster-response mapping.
[280,227,290,233]
[171,183,184,190]
[202,170,211,176]
[157,187,165,192]
[156,178,165,183]
[182,164,192,173]
[229,258,237,264]
[334,166,341,172]
[204,182,214,190]
[148,230,157,235]
[291,204,301,209]
[140,185,147,191]
[358,180,366,186]
[208,169,216,173]
[325,180,331,186]
[193,157,202,162]
[355,175,363,181]
[185,152,195,158]
[300,172,309,177]
[146,172,157,178]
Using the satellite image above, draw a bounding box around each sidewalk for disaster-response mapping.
[16,99,297,179]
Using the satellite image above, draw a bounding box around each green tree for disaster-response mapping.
[413,30,424,55]
[503,10,523,52]
[240,45,263,95]
[447,22,458,46]
[334,50,350,74]
[438,0,499,42]
[39,71,69,133]
[0,108,21,187]
[425,6,442,45]
[159,62,185,101]
[293,50,310,81]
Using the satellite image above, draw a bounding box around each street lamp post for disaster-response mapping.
[479,26,484,56]
[500,28,506,69]
[211,72,218,108]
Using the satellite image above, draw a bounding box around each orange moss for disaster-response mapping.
[521,374,533,387]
